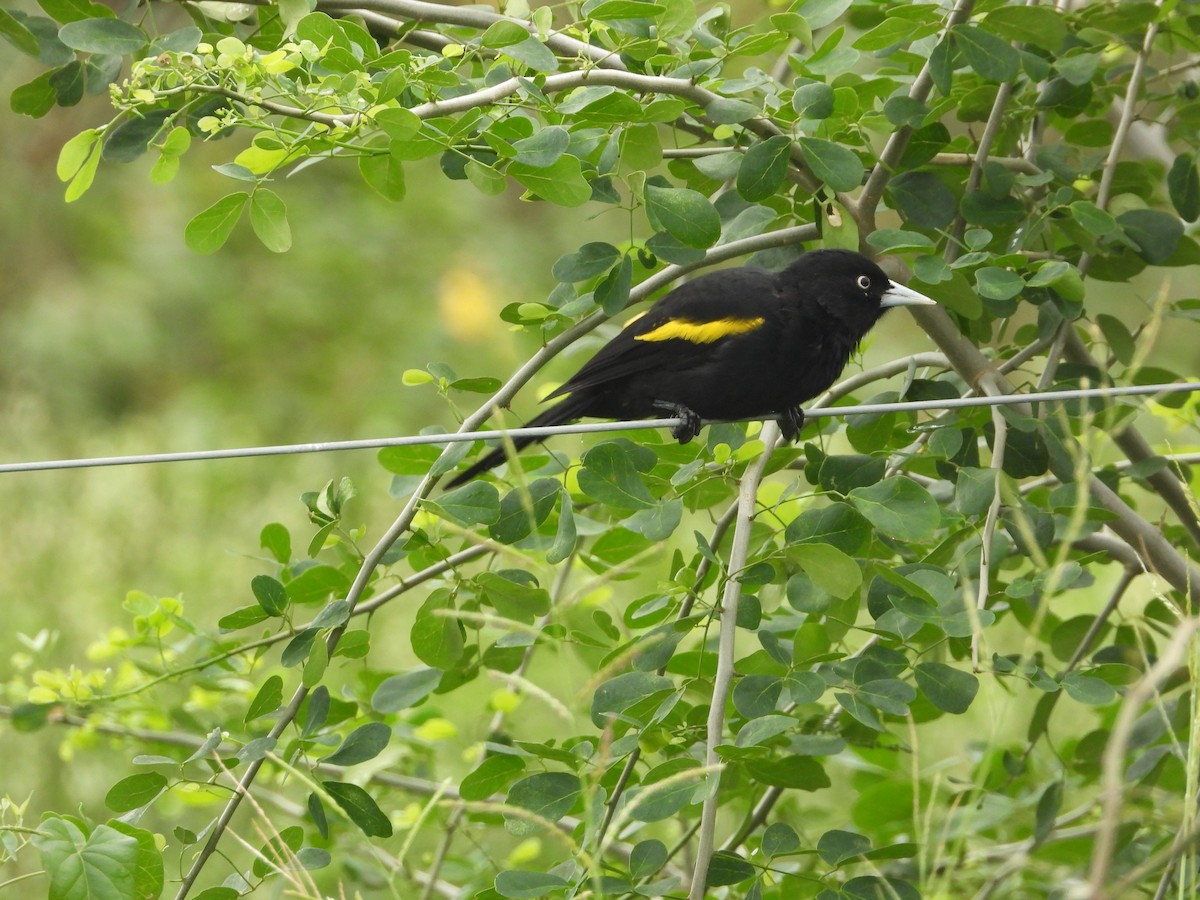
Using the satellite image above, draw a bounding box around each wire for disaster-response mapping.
[1,382,1196,475]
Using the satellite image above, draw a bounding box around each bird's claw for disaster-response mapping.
[655,402,703,443]
[779,406,805,442]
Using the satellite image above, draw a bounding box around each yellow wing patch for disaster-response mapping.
[635,316,765,344]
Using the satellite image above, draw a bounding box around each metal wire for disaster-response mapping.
[1,381,1196,474]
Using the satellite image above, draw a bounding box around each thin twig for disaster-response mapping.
[688,422,779,900]
[1089,619,1200,896]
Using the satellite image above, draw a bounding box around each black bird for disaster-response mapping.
[446,249,935,487]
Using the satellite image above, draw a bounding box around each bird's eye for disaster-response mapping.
[856,275,871,290]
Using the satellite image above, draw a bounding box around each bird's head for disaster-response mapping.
[786,249,937,333]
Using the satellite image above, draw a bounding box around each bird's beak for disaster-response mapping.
[881,282,937,308]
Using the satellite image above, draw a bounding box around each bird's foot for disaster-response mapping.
[779,406,805,443]
[654,402,703,443]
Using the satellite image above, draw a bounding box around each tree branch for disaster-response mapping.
[688,422,778,900]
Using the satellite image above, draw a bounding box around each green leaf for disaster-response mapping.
[285,565,349,605]
[37,0,112,23]
[952,25,1019,82]
[185,192,248,255]
[251,826,303,878]
[49,60,84,107]
[744,755,830,789]
[578,442,656,510]
[594,254,633,315]
[33,819,139,900]
[762,822,801,857]
[430,480,501,526]
[360,150,406,201]
[623,498,682,540]
[848,478,941,541]
[480,19,530,48]
[246,674,284,722]
[584,0,664,20]
[983,5,1066,49]
[477,571,551,623]
[102,110,171,162]
[736,135,792,202]
[324,722,391,766]
[494,870,571,898]
[797,137,864,192]
[58,17,147,54]
[511,125,570,167]
[818,829,871,865]
[260,523,291,564]
[644,183,721,248]
[0,7,40,55]
[705,851,756,886]
[705,97,760,124]
[591,671,674,727]
[322,781,393,837]
[791,81,834,119]
[250,189,292,253]
[104,772,167,812]
[411,589,464,669]
[732,674,782,718]
[547,487,577,564]
[1062,672,1117,705]
[504,772,581,835]
[460,754,526,802]
[488,479,559,544]
[1118,209,1183,264]
[1168,153,1200,222]
[1069,200,1118,236]
[975,266,1024,301]
[887,171,956,230]
[789,542,862,599]
[56,128,98,181]
[251,574,288,616]
[914,663,979,714]
[106,821,164,900]
[630,838,669,877]
[372,667,442,712]
[510,155,591,206]
[10,70,58,117]
[552,242,621,282]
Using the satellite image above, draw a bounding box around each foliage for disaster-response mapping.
[3,0,1200,899]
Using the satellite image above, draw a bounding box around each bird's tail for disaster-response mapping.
[443,394,592,488]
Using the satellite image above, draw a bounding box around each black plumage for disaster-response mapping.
[446,249,935,487]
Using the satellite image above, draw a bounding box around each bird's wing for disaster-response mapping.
[545,267,780,399]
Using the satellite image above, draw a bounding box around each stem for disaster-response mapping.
[688,422,778,900]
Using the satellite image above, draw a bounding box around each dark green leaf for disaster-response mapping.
[744,755,831,789]
[848,478,940,541]
[546,487,576,564]
[504,772,581,834]
[792,81,834,119]
[630,838,668,877]
[510,156,591,206]
[644,184,721,248]
[975,267,1024,301]
[623,498,683,540]
[785,502,870,554]
[705,851,755,886]
[914,663,979,714]
[1062,672,1117,705]
[0,7,41,55]
[494,870,570,898]
[818,829,871,865]
[595,254,633,315]
[10,70,58,117]
[488,479,559,544]
[411,589,464,669]
[1168,154,1200,222]
[887,171,956,230]
[736,135,792,202]
[460,754,526,801]
[578,442,655,510]
[324,722,391,766]
[952,25,1019,82]
[477,571,551,623]
[104,772,167,812]
[323,781,393,837]
[246,675,283,722]
[797,137,864,192]
[251,574,288,616]
[983,5,1068,50]
[1118,209,1183,264]
[430,481,501,526]
[372,667,442,713]
[286,565,349,605]
[552,242,621,282]
[762,822,801,857]
[732,674,782,718]
[591,671,674,727]
[511,125,570,167]
[58,17,146,53]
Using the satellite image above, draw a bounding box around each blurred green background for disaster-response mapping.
[0,45,631,812]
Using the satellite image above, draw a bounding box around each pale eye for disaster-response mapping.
[856,275,871,290]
